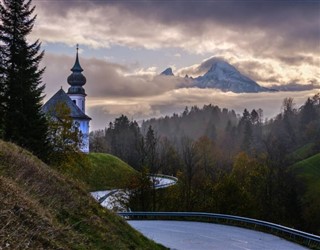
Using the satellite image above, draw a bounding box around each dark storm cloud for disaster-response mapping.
[79,0,318,28]
[42,0,319,27]
[35,0,320,50]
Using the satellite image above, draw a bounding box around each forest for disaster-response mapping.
[90,93,320,234]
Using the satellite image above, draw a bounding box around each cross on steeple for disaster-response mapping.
[70,44,83,73]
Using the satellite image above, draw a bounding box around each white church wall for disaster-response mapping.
[74,119,90,153]
[69,94,86,113]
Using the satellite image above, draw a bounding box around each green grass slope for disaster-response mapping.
[291,153,320,234]
[0,140,165,250]
[86,153,138,191]
[291,153,320,194]
[287,143,316,163]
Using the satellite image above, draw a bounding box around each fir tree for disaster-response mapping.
[0,44,5,137]
[0,0,49,160]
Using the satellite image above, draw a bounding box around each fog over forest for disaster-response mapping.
[90,93,320,234]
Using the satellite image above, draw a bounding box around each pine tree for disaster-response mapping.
[0,0,49,160]
[145,125,159,172]
[0,44,5,137]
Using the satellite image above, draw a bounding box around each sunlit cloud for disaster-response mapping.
[42,51,320,130]
[34,0,320,130]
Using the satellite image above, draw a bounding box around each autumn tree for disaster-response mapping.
[300,94,320,144]
[46,102,82,165]
[195,136,216,179]
[158,137,182,175]
[127,167,153,211]
[180,136,197,210]
[89,129,109,153]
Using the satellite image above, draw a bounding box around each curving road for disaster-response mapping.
[91,175,177,211]
[128,220,308,250]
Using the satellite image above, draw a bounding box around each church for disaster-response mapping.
[42,47,91,153]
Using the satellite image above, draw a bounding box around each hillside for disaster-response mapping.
[288,143,316,163]
[86,153,138,191]
[291,153,320,194]
[0,140,165,249]
[291,153,320,234]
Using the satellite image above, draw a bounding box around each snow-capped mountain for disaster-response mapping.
[160,58,274,93]
[193,59,271,93]
[160,67,174,76]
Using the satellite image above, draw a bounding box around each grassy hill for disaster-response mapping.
[0,140,165,249]
[291,153,320,194]
[287,143,316,163]
[86,153,138,191]
[54,152,138,191]
[290,153,320,234]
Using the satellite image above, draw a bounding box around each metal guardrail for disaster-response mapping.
[149,174,178,182]
[118,211,320,249]
[97,189,118,203]
[149,174,178,189]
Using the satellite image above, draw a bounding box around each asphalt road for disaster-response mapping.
[128,220,308,250]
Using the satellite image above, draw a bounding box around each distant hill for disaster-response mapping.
[0,140,164,249]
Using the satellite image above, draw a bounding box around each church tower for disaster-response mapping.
[67,45,87,112]
[67,45,90,153]
[42,45,91,153]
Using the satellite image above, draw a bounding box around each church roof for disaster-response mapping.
[67,46,87,93]
[42,88,91,120]
[71,48,83,72]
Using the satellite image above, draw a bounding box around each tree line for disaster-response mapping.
[90,94,320,234]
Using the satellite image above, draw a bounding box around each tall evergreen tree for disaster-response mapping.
[145,125,158,172]
[0,43,5,137]
[0,0,49,159]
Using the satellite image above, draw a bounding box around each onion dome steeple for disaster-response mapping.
[67,45,86,95]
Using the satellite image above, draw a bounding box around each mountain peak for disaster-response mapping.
[193,58,271,93]
[160,67,174,76]
[204,59,239,76]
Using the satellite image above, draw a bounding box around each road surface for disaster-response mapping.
[91,175,177,211]
[128,220,308,250]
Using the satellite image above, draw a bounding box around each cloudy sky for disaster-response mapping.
[31,0,320,130]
